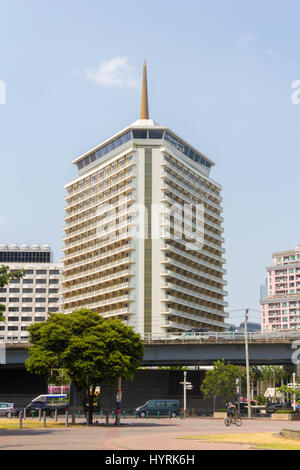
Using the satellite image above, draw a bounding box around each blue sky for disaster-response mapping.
[1,0,300,325]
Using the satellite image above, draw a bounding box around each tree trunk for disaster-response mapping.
[87,384,96,425]
[76,384,87,416]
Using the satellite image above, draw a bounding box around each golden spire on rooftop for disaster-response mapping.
[140,60,149,120]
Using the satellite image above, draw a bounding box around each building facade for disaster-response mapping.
[61,62,228,336]
[0,244,62,342]
[261,246,300,331]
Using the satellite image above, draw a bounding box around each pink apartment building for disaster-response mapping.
[261,246,300,331]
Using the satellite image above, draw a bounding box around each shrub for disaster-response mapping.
[274,410,296,414]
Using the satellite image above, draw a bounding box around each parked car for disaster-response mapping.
[135,399,180,418]
[170,331,211,340]
[265,402,294,415]
[187,328,210,333]
[0,402,16,417]
[238,402,261,416]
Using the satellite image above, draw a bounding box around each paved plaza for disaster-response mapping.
[0,417,299,450]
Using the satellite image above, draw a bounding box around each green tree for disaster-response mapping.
[201,360,246,403]
[0,266,25,321]
[25,309,144,424]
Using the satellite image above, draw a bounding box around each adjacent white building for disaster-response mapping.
[62,62,228,336]
[0,244,62,342]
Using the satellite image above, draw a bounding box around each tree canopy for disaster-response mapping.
[0,266,25,321]
[25,309,144,422]
[201,360,246,403]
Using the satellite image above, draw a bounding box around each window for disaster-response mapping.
[49,270,60,275]
[35,317,45,322]
[8,308,19,313]
[49,279,59,284]
[166,401,178,407]
[9,288,19,293]
[21,317,32,322]
[133,129,147,139]
[36,279,47,284]
[24,270,34,275]
[149,130,164,139]
[35,308,45,313]
[155,401,166,407]
[8,317,19,322]
[23,279,33,284]
[22,298,32,303]
[22,308,32,312]
[36,298,46,303]
[7,326,18,331]
[37,270,47,275]
[36,289,46,294]
[9,298,19,303]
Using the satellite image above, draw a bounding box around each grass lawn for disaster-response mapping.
[178,432,300,450]
[0,419,80,430]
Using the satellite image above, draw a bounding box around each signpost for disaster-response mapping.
[180,371,193,418]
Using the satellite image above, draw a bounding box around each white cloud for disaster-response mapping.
[85,57,139,89]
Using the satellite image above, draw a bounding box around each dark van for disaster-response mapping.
[135,399,180,418]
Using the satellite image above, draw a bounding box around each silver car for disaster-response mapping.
[0,402,15,417]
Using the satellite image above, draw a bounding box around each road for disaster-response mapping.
[0,417,299,450]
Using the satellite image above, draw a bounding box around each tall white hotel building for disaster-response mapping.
[62,62,228,336]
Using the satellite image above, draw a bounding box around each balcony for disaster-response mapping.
[63,258,133,282]
[161,159,222,203]
[65,159,136,201]
[161,308,227,328]
[162,282,228,307]
[161,294,227,318]
[64,282,132,304]
[62,268,135,290]
[64,172,136,218]
[162,268,228,291]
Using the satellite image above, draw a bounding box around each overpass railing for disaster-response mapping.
[2,330,300,347]
[141,330,300,343]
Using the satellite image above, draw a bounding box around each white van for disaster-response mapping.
[26,395,68,416]
[0,402,16,417]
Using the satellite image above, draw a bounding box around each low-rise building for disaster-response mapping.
[0,243,62,342]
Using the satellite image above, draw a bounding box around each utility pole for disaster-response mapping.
[245,309,252,419]
[184,371,187,418]
[115,377,122,425]
[293,372,296,411]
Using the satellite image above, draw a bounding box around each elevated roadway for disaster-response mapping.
[2,332,300,367]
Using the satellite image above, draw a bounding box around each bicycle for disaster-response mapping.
[224,414,242,427]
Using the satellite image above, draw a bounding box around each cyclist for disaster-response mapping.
[227,402,237,422]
